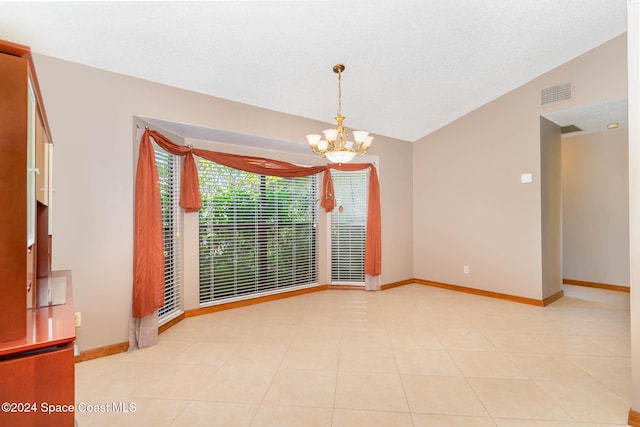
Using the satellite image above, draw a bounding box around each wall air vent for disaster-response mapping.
[561,124,582,134]
[541,82,573,106]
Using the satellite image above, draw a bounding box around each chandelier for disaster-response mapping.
[306,64,373,163]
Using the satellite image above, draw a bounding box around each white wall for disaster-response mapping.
[33,54,414,351]
[562,129,629,287]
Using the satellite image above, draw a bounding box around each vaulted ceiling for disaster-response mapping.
[0,1,628,142]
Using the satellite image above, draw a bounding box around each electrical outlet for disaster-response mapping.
[74,312,81,327]
[463,265,470,274]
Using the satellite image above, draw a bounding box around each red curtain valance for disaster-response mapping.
[133,129,381,317]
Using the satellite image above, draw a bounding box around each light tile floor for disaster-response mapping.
[75,284,631,426]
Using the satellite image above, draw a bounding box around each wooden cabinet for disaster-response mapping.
[0,344,75,427]
[0,43,30,341]
[0,40,74,426]
[0,271,76,427]
[0,39,54,341]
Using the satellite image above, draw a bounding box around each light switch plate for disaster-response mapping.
[521,173,533,184]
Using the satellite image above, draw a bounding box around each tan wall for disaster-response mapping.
[33,54,413,351]
[540,117,562,299]
[562,129,629,287]
[413,34,627,300]
[628,0,640,414]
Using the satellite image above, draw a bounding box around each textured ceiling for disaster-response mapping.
[0,1,628,142]
[543,98,629,137]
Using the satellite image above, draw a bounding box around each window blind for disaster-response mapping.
[154,145,183,324]
[198,159,318,304]
[330,169,368,283]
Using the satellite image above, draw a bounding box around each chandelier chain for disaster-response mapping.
[337,68,342,116]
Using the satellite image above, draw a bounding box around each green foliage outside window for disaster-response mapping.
[198,160,318,303]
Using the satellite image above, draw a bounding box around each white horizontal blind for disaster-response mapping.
[330,169,368,283]
[198,159,318,304]
[154,145,183,324]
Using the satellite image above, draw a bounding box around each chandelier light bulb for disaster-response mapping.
[323,128,339,141]
[325,150,357,164]
[352,131,369,143]
[306,134,321,146]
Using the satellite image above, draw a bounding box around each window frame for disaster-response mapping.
[329,168,369,285]
[154,144,183,324]
[197,159,319,306]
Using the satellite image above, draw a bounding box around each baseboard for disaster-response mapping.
[413,278,562,306]
[74,342,129,363]
[159,313,185,334]
[327,284,364,290]
[542,290,564,306]
[381,279,414,290]
[184,284,328,318]
[629,409,640,426]
[563,278,630,292]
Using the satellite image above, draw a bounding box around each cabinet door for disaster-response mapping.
[48,143,53,233]
[0,51,29,342]
[26,245,34,309]
[35,107,48,206]
[0,344,75,427]
[27,78,36,246]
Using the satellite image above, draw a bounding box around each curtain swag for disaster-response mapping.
[133,129,381,318]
